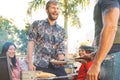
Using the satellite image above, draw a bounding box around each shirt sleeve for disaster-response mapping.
[56,28,66,55]
[28,20,40,42]
[99,0,119,12]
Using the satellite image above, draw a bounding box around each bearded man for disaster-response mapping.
[27,0,68,80]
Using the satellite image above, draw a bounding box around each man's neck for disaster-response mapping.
[48,18,56,26]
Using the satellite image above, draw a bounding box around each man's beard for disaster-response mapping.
[48,13,58,21]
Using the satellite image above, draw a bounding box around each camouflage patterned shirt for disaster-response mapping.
[28,19,66,68]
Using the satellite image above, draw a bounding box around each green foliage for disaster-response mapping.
[27,0,90,29]
[0,16,30,55]
[27,0,46,16]
[0,16,16,52]
[16,30,28,54]
[0,16,14,30]
[16,22,31,54]
[0,30,8,52]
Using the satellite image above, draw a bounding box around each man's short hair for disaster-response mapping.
[46,0,59,9]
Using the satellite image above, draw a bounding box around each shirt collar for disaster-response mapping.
[45,18,57,27]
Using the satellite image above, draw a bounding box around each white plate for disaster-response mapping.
[50,60,67,65]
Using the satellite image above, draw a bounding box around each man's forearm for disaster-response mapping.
[93,7,119,66]
[27,41,34,64]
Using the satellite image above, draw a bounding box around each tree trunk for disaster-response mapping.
[64,0,69,55]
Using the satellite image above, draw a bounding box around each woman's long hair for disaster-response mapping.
[1,42,17,67]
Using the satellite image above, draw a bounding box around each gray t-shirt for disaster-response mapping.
[94,0,120,48]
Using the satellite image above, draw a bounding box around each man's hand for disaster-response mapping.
[86,63,100,80]
[57,54,65,61]
[28,63,36,71]
[27,41,35,71]
[56,54,66,66]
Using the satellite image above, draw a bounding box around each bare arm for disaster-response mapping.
[93,7,119,67]
[86,7,119,80]
[27,40,36,71]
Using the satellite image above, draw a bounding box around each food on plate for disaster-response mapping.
[35,71,56,78]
